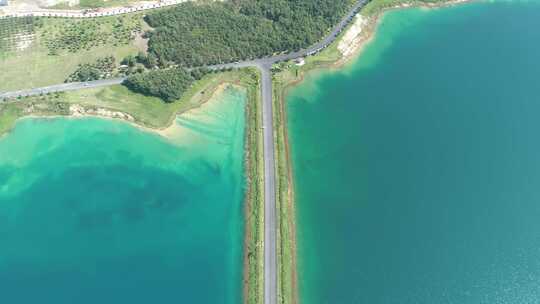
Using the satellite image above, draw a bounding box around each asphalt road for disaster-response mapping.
[259,63,278,304]
[0,77,125,99]
[0,1,370,303]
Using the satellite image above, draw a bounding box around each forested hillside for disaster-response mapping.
[145,0,354,67]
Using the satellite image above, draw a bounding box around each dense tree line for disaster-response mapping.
[144,0,353,67]
[123,67,196,102]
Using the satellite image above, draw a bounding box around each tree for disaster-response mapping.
[121,55,136,67]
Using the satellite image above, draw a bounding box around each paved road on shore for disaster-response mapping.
[0,78,125,99]
[0,1,370,303]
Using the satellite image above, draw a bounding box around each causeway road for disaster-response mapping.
[259,63,277,304]
[0,1,371,303]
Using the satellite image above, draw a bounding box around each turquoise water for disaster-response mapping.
[0,87,246,303]
[288,1,540,303]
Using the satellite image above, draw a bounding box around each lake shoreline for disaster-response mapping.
[7,82,237,141]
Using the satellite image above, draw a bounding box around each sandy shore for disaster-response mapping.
[9,82,241,147]
[336,0,472,65]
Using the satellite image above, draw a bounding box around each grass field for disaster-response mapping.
[0,15,144,91]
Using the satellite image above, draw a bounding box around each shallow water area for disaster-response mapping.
[0,86,246,304]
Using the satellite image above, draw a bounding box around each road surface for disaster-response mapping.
[0,1,371,303]
[259,63,277,304]
[0,78,125,99]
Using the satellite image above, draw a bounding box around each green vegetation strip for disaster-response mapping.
[244,69,265,304]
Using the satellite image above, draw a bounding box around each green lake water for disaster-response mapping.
[287,1,540,303]
[0,86,246,303]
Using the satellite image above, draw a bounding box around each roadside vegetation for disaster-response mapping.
[243,69,265,304]
[144,0,356,67]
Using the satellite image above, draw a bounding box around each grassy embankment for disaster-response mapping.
[271,0,463,303]
[0,67,266,304]
[0,14,144,91]
[243,69,265,304]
